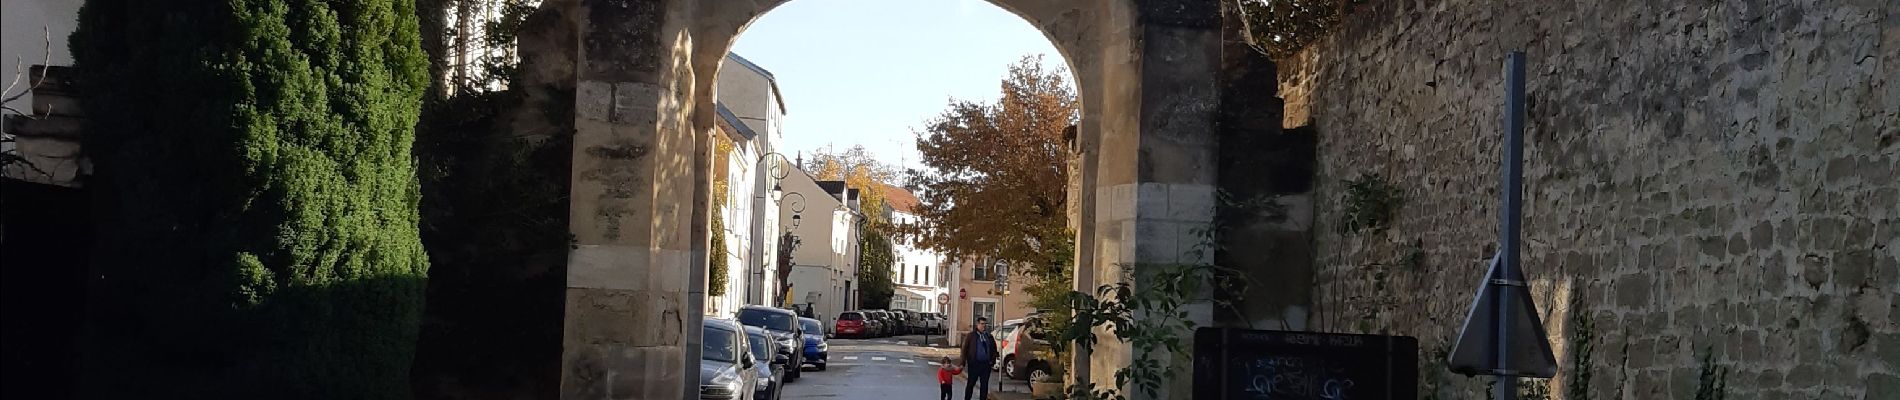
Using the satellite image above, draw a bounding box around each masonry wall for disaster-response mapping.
[1282,1,1898,399]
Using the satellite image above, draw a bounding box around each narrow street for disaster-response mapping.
[784,335,1029,400]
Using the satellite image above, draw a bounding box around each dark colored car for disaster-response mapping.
[868,310,888,337]
[871,310,894,337]
[835,311,868,338]
[736,306,802,382]
[700,319,759,400]
[861,310,883,337]
[743,326,786,400]
[1003,314,1054,382]
[905,310,929,334]
[798,317,828,371]
[889,309,912,333]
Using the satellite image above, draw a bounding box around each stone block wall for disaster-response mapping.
[1282,0,1897,398]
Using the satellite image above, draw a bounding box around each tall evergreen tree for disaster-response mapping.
[857,233,896,309]
[72,0,429,398]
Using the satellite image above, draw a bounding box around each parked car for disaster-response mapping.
[994,318,1025,375]
[869,310,889,337]
[699,319,759,400]
[995,318,1023,362]
[881,310,900,336]
[889,309,912,335]
[736,306,802,382]
[999,315,1054,381]
[743,326,787,400]
[835,311,869,338]
[865,310,889,337]
[931,313,949,334]
[885,310,904,336]
[883,310,902,336]
[921,313,937,334]
[799,317,829,371]
[907,311,931,334]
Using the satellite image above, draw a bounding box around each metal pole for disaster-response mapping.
[1494,50,1527,400]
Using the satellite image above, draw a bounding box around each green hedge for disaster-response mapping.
[72,0,429,398]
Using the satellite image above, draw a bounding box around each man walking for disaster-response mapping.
[959,317,998,400]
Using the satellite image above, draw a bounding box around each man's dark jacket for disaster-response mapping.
[961,330,997,366]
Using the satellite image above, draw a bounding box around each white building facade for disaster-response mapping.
[782,175,862,329]
[708,52,788,318]
[880,185,950,314]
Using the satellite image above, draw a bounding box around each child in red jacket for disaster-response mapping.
[938,357,963,400]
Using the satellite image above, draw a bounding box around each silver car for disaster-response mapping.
[700,319,759,400]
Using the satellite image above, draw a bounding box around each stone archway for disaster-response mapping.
[515,1,1237,398]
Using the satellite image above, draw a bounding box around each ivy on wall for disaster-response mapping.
[407,3,572,398]
[71,0,430,397]
[1237,0,1367,59]
[709,134,732,298]
[1339,173,1403,235]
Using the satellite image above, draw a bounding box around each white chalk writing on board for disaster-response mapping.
[1236,356,1356,399]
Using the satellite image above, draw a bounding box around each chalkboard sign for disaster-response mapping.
[1193,328,1418,400]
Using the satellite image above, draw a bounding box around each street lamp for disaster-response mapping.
[781,192,805,228]
[751,151,806,308]
[771,190,805,305]
[748,152,794,305]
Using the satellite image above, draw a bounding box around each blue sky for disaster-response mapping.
[729,0,1065,172]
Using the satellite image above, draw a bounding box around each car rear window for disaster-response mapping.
[738,309,795,332]
[840,312,863,321]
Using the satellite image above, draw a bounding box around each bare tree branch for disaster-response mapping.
[1,27,53,107]
[3,26,59,178]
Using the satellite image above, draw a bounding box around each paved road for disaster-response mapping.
[781,336,1028,400]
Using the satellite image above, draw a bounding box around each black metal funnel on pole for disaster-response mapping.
[1446,51,1558,400]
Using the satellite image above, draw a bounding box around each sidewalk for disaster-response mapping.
[950,371,1033,400]
[901,333,955,348]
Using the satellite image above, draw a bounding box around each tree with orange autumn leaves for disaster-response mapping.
[903,55,1076,275]
[806,145,901,229]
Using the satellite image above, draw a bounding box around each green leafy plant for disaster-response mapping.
[709,210,728,297]
[1060,262,1234,400]
[72,0,431,397]
[1052,208,1252,400]
[1339,173,1403,235]
[857,232,895,309]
